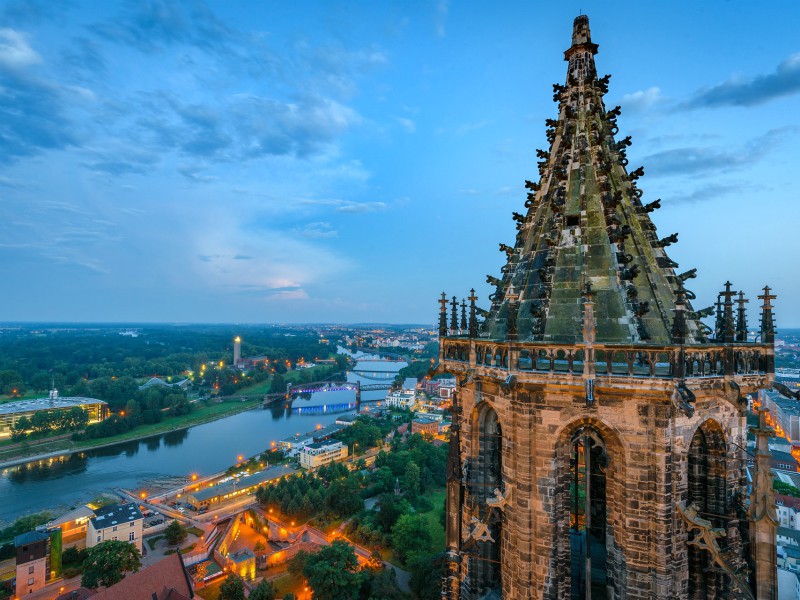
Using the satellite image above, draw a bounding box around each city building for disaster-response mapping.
[14,531,51,597]
[335,415,359,426]
[184,464,296,508]
[45,505,96,538]
[385,389,416,409]
[439,15,778,599]
[761,389,800,446]
[0,390,107,438]
[299,440,348,469]
[87,503,144,554]
[279,433,314,456]
[233,335,242,366]
[411,418,439,437]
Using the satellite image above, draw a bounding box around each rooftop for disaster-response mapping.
[90,502,143,529]
[90,553,193,600]
[14,530,49,547]
[0,396,106,416]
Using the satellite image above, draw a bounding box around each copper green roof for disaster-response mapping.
[481,15,703,345]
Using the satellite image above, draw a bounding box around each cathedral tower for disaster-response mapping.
[440,15,777,600]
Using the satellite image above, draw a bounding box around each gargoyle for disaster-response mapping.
[606,105,621,119]
[476,307,490,318]
[486,275,502,287]
[629,166,644,180]
[620,264,640,281]
[633,300,650,317]
[536,149,549,160]
[524,179,539,191]
[672,382,696,417]
[658,233,679,247]
[486,486,512,510]
[512,212,525,223]
[678,268,697,281]
[500,374,518,393]
[617,252,633,265]
[643,199,661,212]
[692,306,714,319]
[499,243,514,258]
[616,136,632,149]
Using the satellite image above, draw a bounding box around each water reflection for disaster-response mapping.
[1,367,396,523]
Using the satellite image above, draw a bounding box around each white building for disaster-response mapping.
[279,433,315,456]
[87,503,143,554]
[299,441,348,469]
[385,389,416,409]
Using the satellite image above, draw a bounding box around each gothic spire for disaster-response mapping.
[479,14,700,345]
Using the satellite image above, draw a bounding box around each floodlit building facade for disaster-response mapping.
[299,440,348,469]
[87,503,144,554]
[0,390,107,438]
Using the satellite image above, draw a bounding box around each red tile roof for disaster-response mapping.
[91,553,193,600]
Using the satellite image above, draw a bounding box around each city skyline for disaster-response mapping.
[1,1,799,325]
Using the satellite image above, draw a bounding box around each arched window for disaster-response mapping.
[471,405,503,597]
[570,426,608,599]
[687,422,728,599]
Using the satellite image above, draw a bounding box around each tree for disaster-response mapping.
[164,520,187,546]
[219,574,246,600]
[401,461,421,499]
[376,494,406,534]
[249,580,277,600]
[303,539,362,600]
[80,540,142,589]
[408,552,446,600]
[326,476,363,518]
[391,514,431,564]
[270,374,286,393]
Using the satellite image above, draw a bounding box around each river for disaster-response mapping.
[0,355,406,525]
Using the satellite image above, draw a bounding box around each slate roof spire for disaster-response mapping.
[479,15,703,345]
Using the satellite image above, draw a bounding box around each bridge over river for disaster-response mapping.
[216,379,393,411]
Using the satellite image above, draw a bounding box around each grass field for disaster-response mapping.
[0,398,263,465]
[420,488,446,553]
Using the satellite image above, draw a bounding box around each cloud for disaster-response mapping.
[295,222,338,239]
[620,87,663,112]
[59,37,107,82]
[683,53,800,109]
[496,186,514,195]
[461,189,480,196]
[0,70,79,164]
[435,0,449,37]
[297,198,389,214]
[664,183,739,204]
[92,0,234,56]
[335,201,387,214]
[0,28,41,69]
[269,289,309,300]
[642,127,797,177]
[233,254,252,260]
[178,163,218,183]
[395,116,416,133]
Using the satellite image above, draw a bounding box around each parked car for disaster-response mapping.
[177,507,186,513]
[198,506,209,513]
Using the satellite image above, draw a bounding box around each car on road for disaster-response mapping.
[198,506,209,513]
[177,507,186,513]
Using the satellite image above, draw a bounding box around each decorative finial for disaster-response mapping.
[468,289,478,338]
[438,292,448,338]
[450,296,458,333]
[735,291,749,342]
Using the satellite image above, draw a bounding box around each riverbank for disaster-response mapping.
[0,398,264,470]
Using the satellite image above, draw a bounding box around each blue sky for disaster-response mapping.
[0,0,798,325]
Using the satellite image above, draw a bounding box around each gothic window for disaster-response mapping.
[569,426,609,599]
[687,421,729,599]
[471,405,503,597]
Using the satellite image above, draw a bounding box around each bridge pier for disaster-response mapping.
[355,380,361,410]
